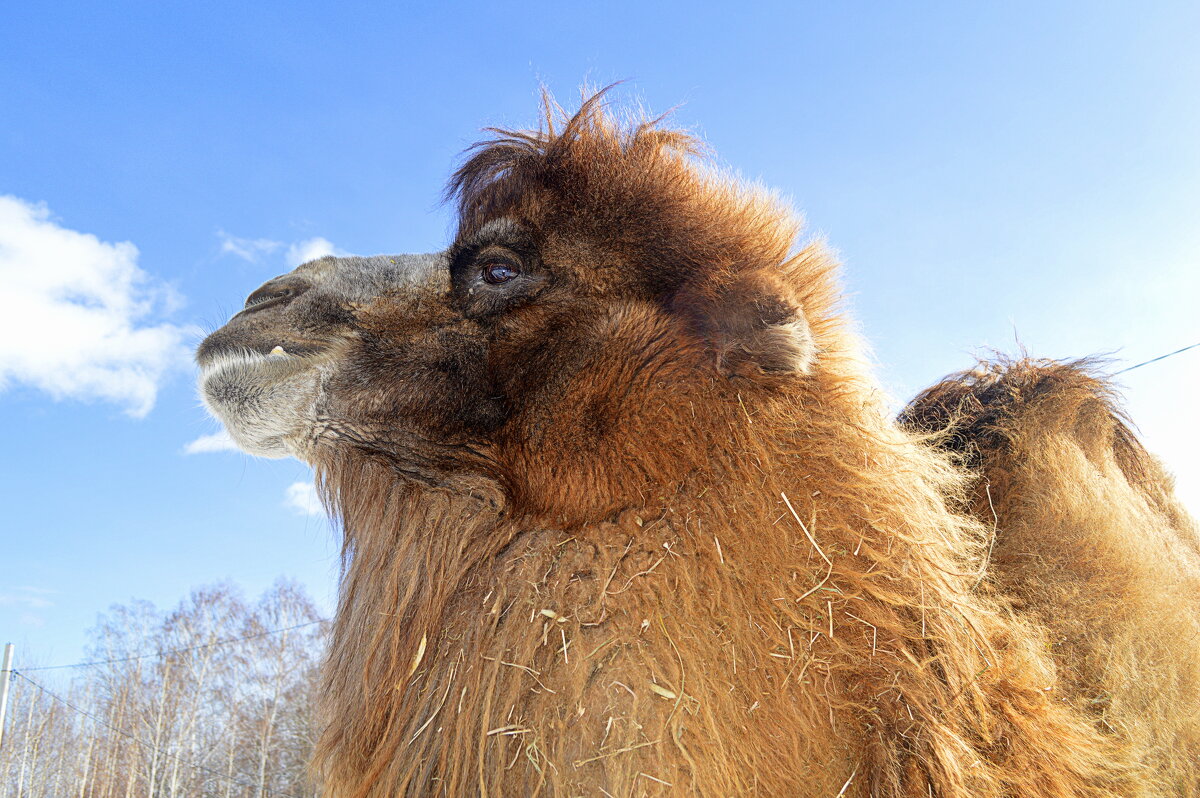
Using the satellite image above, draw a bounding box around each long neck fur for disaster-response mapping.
[311,341,1133,797]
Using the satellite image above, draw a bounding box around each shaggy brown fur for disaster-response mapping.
[311,97,1135,796]
[199,89,1197,796]
[902,357,1200,796]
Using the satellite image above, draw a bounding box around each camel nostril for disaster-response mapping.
[244,287,291,310]
[240,279,311,314]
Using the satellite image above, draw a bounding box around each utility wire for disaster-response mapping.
[1115,341,1200,375]
[12,671,308,798]
[22,619,328,672]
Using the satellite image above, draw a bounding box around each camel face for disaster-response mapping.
[196,216,706,498]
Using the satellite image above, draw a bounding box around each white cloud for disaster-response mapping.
[183,430,239,454]
[286,237,348,268]
[0,195,192,416]
[284,481,324,516]
[217,230,282,263]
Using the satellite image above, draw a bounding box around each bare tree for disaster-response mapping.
[0,580,327,798]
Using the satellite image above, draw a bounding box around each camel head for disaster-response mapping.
[198,93,828,521]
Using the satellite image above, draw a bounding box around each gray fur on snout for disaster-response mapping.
[198,252,445,459]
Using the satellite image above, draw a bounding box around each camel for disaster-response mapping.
[197,91,1199,796]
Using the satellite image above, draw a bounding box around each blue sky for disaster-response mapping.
[2,1,1197,669]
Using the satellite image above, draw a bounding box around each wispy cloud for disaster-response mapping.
[217,231,350,270]
[284,481,324,516]
[217,230,283,263]
[183,430,239,454]
[0,195,192,416]
[0,586,57,610]
[286,237,348,268]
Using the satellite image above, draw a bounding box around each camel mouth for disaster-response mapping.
[196,340,330,367]
[197,346,327,387]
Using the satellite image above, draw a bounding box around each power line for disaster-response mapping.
[12,671,309,798]
[1115,341,1200,375]
[22,619,328,672]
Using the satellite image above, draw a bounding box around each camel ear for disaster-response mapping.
[717,313,815,378]
[674,271,816,380]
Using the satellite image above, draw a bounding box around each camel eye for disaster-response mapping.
[482,261,520,284]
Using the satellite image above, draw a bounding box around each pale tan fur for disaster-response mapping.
[904,358,1200,796]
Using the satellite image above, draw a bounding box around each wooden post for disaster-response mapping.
[0,642,14,750]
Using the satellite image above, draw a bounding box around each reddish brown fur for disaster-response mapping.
[903,357,1200,796]
[221,92,1200,796]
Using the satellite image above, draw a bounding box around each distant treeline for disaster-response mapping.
[0,580,327,798]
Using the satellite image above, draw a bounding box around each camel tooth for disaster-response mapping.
[269,346,289,356]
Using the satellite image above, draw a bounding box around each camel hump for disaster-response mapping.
[901,357,1122,456]
[901,355,1196,543]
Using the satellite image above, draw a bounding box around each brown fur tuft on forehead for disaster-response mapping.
[445,88,804,296]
